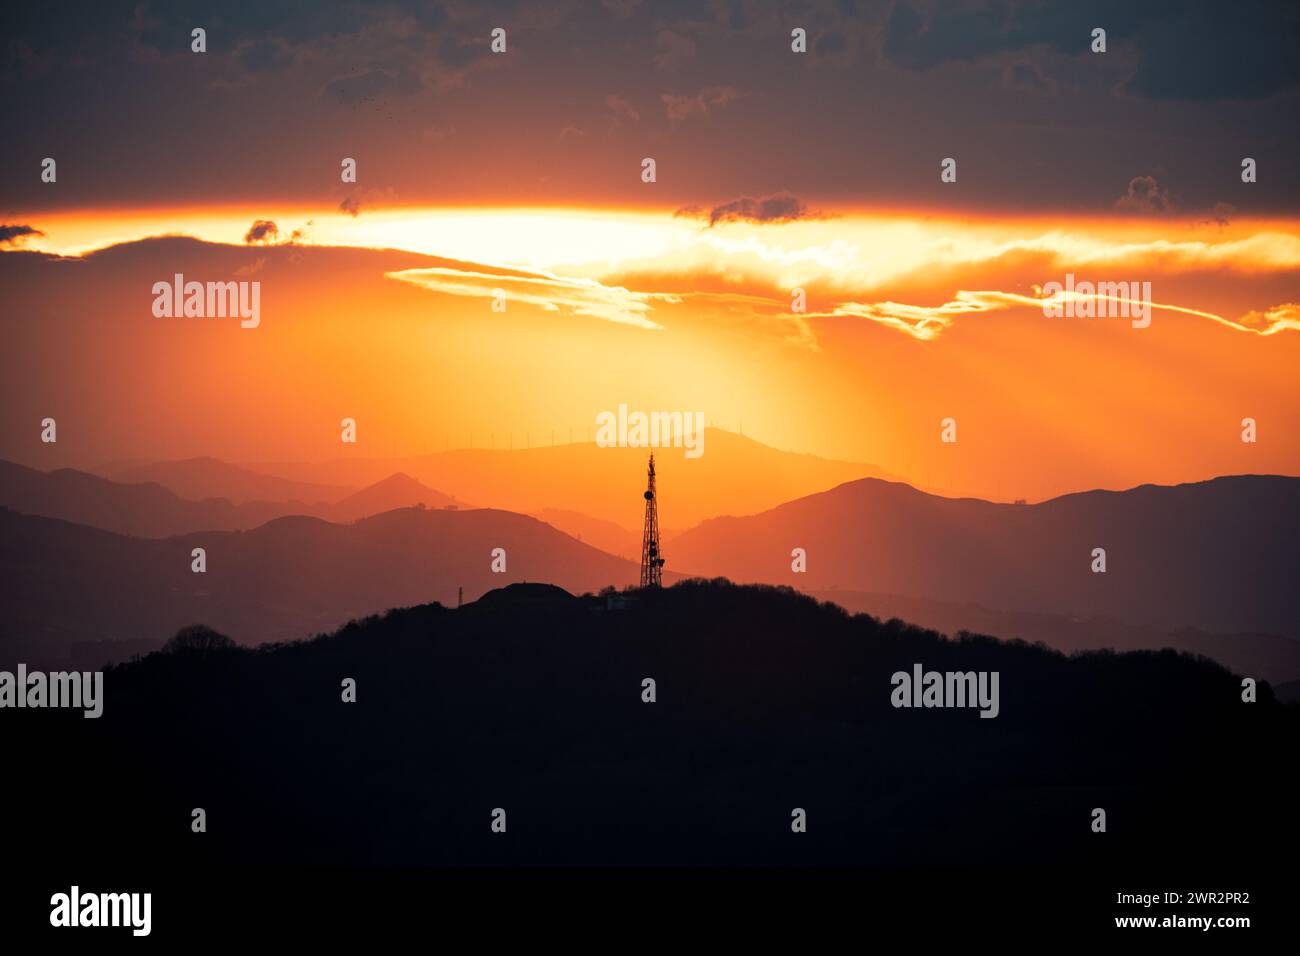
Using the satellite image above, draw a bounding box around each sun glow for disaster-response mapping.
[15,204,1300,340]
[23,205,1300,278]
[5,202,1300,502]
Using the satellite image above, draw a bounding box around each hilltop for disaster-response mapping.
[11,579,1292,869]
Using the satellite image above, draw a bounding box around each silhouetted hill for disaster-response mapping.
[244,429,903,528]
[671,475,1300,639]
[0,505,655,668]
[531,507,641,557]
[814,589,1300,685]
[331,472,462,520]
[0,458,249,537]
[9,580,1292,869]
[108,456,354,505]
[0,460,462,538]
[470,581,579,610]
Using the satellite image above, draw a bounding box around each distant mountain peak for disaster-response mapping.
[333,472,459,520]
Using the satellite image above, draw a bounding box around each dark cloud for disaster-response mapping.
[2,1,133,60]
[883,1,1025,70]
[339,197,362,217]
[412,2,449,30]
[1115,176,1175,215]
[437,34,486,69]
[882,0,1300,101]
[881,0,1162,70]
[1204,202,1236,227]
[236,37,294,74]
[678,194,812,227]
[129,2,372,54]
[0,224,44,245]
[816,32,848,55]
[1122,1,1300,101]
[3,0,1298,215]
[244,220,279,244]
[1004,61,1052,92]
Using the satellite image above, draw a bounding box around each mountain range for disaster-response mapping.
[107,455,355,505]
[237,428,902,530]
[0,503,647,669]
[1,449,1296,685]
[0,458,460,537]
[670,475,1300,640]
[812,589,1300,689]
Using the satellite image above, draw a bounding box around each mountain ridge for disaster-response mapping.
[670,473,1300,639]
[0,458,464,537]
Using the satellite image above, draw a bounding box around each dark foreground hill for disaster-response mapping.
[9,580,1293,870]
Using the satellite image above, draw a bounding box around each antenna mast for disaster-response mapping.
[639,454,665,587]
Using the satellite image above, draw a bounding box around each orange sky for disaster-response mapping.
[2,203,1297,504]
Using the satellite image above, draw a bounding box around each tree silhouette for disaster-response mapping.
[161,624,237,656]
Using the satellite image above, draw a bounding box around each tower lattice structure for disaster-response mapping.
[639,454,665,587]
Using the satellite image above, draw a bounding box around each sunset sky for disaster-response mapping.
[3,0,1298,504]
